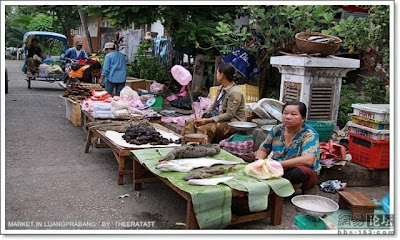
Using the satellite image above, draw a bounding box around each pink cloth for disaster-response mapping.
[166,85,187,102]
[161,114,195,126]
[219,139,254,154]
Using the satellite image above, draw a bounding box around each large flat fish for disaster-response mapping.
[159,144,221,162]
[156,157,240,172]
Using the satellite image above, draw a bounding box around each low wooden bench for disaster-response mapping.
[132,155,283,229]
[338,191,377,221]
[84,123,181,185]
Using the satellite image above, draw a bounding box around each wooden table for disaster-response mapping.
[132,156,283,229]
[84,123,181,185]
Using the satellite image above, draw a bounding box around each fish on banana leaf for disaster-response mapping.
[159,144,221,162]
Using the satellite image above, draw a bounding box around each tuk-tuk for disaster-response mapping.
[22,31,68,88]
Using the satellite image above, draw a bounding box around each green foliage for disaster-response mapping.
[338,84,366,128]
[323,16,370,52]
[28,14,59,32]
[5,6,31,47]
[338,75,388,128]
[86,5,238,55]
[212,5,341,61]
[361,75,388,104]
[159,6,238,55]
[5,5,81,47]
[40,38,65,56]
[86,6,160,29]
[325,6,389,71]
[127,43,169,83]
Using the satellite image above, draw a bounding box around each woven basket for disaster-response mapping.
[295,32,342,56]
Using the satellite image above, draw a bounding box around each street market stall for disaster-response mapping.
[131,148,294,229]
[85,121,182,185]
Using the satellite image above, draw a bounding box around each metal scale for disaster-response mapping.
[291,195,339,230]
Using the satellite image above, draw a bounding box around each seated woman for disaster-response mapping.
[182,62,246,143]
[255,101,320,191]
[26,36,43,75]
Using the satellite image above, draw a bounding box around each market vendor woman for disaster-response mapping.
[182,62,245,143]
[255,101,320,191]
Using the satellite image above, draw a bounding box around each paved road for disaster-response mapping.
[4,60,389,231]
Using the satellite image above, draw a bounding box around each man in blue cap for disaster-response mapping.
[64,41,88,60]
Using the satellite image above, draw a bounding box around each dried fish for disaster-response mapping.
[159,144,221,162]
[183,167,227,180]
[307,36,336,43]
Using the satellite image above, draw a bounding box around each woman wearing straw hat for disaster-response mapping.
[99,42,127,96]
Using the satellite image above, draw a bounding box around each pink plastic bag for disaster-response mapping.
[150,81,165,95]
[199,97,213,109]
[171,65,192,86]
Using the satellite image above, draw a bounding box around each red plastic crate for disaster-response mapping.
[348,132,389,169]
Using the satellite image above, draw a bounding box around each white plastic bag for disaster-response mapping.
[120,86,139,100]
[260,98,284,122]
[250,100,271,118]
[39,64,50,77]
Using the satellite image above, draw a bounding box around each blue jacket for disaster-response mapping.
[64,47,88,60]
[101,51,127,83]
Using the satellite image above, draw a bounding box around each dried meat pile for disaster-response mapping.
[62,82,103,101]
[122,124,172,145]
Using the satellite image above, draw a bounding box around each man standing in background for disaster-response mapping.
[99,42,127,96]
[64,41,88,60]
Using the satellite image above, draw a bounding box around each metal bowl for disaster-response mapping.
[291,195,339,217]
[261,125,275,134]
[228,121,257,132]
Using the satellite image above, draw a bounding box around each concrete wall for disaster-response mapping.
[150,20,165,37]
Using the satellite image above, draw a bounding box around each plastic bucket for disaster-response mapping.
[305,120,334,142]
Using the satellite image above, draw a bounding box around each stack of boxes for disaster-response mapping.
[347,104,390,169]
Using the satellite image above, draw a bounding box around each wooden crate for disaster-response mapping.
[70,99,82,127]
[126,77,153,91]
[64,98,71,121]
[63,97,82,127]
[209,84,260,104]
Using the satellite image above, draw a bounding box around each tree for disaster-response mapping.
[160,6,239,55]
[86,6,160,29]
[29,5,81,44]
[78,6,93,53]
[5,6,32,47]
[5,5,81,47]
[86,5,239,55]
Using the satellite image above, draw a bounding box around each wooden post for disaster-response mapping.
[133,157,143,190]
[186,201,199,229]
[214,56,223,86]
[191,54,205,90]
[270,193,283,226]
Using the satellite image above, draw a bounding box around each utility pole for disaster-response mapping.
[78,5,93,53]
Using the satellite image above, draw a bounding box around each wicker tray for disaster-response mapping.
[295,32,342,56]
